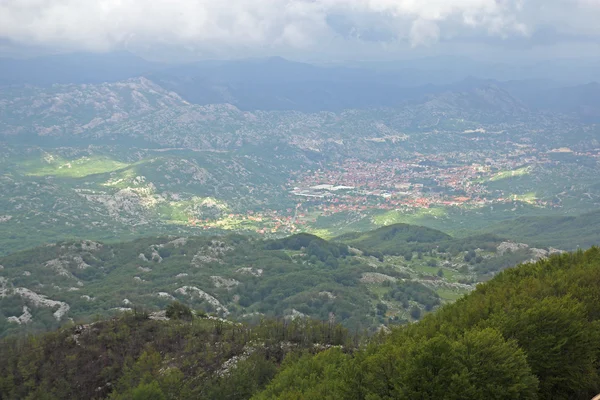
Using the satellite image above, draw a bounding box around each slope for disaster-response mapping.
[256,246,600,400]
[484,209,600,250]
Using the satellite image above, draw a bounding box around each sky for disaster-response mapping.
[1,0,599,62]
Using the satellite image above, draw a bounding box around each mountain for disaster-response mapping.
[0,225,557,337]
[0,52,162,86]
[150,59,530,113]
[2,245,599,399]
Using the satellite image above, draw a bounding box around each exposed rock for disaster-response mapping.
[157,292,175,300]
[149,246,163,263]
[497,241,529,255]
[72,255,91,269]
[80,240,103,251]
[23,271,31,276]
[81,295,95,301]
[319,291,336,299]
[167,237,188,247]
[149,310,169,321]
[176,273,189,278]
[175,286,228,315]
[549,247,564,255]
[123,299,132,305]
[133,276,145,282]
[529,248,550,260]
[191,241,233,267]
[417,279,474,291]
[235,267,263,277]
[7,306,32,325]
[68,240,103,252]
[211,276,240,289]
[44,258,72,277]
[138,266,152,272]
[191,254,221,267]
[0,277,8,297]
[360,272,397,284]
[285,309,307,321]
[0,215,13,223]
[138,253,149,262]
[348,247,363,256]
[12,287,70,320]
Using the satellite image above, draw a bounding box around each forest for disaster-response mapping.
[1,246,600,399]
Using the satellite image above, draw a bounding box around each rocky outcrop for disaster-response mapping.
[211,276,240,289]
[360,272,397,284]
[236,267,263,277]
[175,286,228,315]
[7,306,32,324]
[11,287,70,320]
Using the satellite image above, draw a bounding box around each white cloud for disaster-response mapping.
[410,19,441,47]
[0,0,598,56]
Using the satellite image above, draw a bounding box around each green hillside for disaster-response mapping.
[257,247,600,400]
[336,223,451,253]
[2,247,600,399]
[0,224,556,337]
[484,209,600,250]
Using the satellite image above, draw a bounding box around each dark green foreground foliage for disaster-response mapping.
[255,247,600,400]
[2,248,600,399]
[0,313,351,400]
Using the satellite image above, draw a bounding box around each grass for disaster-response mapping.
[409,262,459,282]
[306,228,334,240]
[436,288,468,302]
[23,155,130,178]
[372,207,448,227]
[489,166,531,182]
[510,192,538,204]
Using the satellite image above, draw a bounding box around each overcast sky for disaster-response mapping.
[1,0,599,61]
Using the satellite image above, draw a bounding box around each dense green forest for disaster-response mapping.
[257,247,600,400]
[2,247,600,399]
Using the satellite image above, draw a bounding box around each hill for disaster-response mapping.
[0,226,562,337]
[256,246,600,399]
[484,209,600,250]
[335,223,451,254]
[2,246,600,399]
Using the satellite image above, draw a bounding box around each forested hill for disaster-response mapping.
[258,246,600,399]
[2,247,600,399]
[0,224,559,337]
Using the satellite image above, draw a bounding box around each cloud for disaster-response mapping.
[0,0,598,57]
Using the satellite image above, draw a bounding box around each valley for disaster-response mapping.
[1,74,600,255]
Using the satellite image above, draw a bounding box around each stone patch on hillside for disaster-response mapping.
[236,267,263,277]
[175,286,228,315]
[211,276,240,289]
[497,241,530,255]
[7,306,32,325]
[360,272,397,284]
[191,241,233,267]
[8,287,70,320]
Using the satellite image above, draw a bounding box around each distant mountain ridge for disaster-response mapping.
[1,52,598,117]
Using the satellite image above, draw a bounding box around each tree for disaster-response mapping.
[485,296,600,400]
[165,301,193,321]
[255,348,348,399]
[410,306,421,320]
